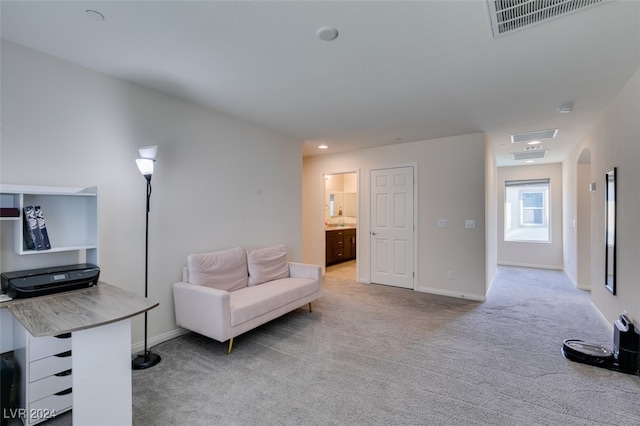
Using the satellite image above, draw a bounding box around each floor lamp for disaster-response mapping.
[132,145,162,370]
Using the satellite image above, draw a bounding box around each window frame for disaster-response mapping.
[504,178,551,243]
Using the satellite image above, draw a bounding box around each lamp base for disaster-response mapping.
[132,351,161,370]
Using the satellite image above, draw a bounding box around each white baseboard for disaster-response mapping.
[131,327,190,355]
[591,302,613,332]
[415,286,486,302]
[497,261,563,270]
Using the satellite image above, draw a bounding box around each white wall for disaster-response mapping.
[303,133,487,301]
[497,163,563,269]
[564,67,640,325]
[485,141,497,292]
[0,41,303,349]
[563,153,592,290]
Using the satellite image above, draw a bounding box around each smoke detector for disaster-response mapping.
[317,27,339,41]
[487,0,612,37]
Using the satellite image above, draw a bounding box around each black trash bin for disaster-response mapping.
[0,356,14,426]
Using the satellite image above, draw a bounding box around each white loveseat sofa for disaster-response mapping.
[173,245,322,353]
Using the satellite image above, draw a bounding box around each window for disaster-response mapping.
[520,192,544,225]
[505,179,550,242]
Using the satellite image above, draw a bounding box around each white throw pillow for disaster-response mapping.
[187,247,248,291]
[247,245,289,286]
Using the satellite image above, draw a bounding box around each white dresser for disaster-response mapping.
[13,322,73,425]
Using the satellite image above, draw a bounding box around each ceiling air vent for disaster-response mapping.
[511,128,558,143]
[512,150,547,160]
[487,0,612,37]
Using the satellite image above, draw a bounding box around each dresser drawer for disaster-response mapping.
[30,351,72,382]
[29,373,72,403]
[29,334,72,361]
[29,389,72,421]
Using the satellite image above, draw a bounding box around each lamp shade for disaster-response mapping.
[138,145,158,160]
[136,158,155,176]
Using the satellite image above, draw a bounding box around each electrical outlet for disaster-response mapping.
[447,271,455,280]
[438,219,448,228]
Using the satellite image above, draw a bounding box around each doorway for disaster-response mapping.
[324,171,358,280]
[369,166,415,289]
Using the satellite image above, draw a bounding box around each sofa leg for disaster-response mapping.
[308,302,313,313]
[227,338,234,355]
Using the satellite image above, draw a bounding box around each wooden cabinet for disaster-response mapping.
[326,228,356,266]
[343,229,356,260]
[326,229,344,265]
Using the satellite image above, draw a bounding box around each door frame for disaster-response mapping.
[321,168,360,278]
[367,163,418,290]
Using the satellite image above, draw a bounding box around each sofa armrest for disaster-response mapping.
[173,281,231,342]
[288,262,322,282]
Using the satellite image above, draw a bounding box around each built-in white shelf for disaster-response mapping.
[0,184,98,264]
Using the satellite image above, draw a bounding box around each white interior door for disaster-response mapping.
[370,166,414,289]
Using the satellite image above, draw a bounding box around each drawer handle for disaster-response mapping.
[54,350,72,358]
[55,388,72,396]
[55,369,72,377]
[55,333,72,339]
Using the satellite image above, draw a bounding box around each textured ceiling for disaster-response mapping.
[1,1,638,165]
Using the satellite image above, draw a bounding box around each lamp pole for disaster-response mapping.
[132,147,161,370]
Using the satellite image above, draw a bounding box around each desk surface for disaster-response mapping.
[3,282,158,337]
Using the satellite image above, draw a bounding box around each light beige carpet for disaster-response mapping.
[34,266,640,425]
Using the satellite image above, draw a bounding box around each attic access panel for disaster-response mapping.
[487,0,612,37]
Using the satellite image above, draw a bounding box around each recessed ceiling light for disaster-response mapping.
[318,145,328,149]
[85,10,105,22]
[317,27,339,41]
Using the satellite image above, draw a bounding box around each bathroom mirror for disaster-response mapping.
[605,167,616,295]
[329,192,344,217]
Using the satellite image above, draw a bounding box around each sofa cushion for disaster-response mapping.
[229,277,319,326]
[247,244,289,286]
[187,247,248,292]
